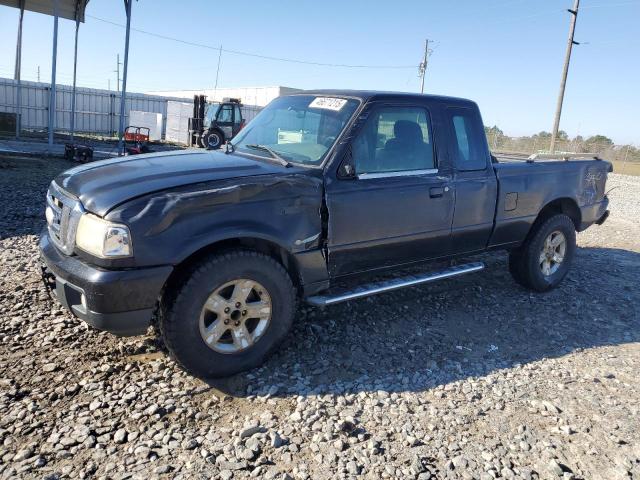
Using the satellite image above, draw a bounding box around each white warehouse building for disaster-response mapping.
[146,86,303,107]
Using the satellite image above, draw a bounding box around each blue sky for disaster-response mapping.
[1,0,639,143]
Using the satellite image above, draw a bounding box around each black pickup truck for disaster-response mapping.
[40,91,611,378]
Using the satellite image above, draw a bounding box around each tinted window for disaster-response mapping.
[217,105,233,123]
[352,106,434,174]
[448,107,487,171]
[234,105,242,124]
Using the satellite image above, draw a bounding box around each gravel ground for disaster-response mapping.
[1,155,639,480]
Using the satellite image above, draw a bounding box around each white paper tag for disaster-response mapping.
[309,97,348,111]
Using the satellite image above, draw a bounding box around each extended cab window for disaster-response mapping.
[352,106,434,175]
[447,107,488,171]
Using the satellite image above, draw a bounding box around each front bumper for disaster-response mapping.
[39,229,173,336]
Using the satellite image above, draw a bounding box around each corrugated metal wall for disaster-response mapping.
[146,86,302,107]
[242,104,262,123]
[0,77,184,137]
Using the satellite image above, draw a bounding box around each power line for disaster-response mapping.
[485,9,562,27]
[581,1,640,8]
[475,0,531,13]
[86,14,416,70]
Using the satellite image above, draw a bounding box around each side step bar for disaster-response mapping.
[306,262,485,307]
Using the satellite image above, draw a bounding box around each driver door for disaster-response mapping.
[232,104,244,136]
[326,103,455,277]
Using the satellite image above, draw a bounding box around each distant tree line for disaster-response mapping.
[484,126,639,163]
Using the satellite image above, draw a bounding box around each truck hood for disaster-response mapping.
[54,149,290,216]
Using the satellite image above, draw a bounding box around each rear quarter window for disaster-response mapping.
[447,106,488,171]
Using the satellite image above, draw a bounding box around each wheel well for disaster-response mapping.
[164,238,302,297]
[532,198,581,233]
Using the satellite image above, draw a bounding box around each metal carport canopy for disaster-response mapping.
[0,0,87,22]
[3,0,89,147]
[6,0,135,153]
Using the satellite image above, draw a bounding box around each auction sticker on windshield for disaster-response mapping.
[309,97,348,111]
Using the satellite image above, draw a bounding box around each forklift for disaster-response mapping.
[189,96,245,149]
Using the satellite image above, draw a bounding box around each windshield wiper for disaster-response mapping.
[245,144,292,167]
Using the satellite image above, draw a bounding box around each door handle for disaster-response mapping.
[430,186,445,198]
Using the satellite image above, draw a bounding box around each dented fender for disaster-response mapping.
[103,172,328,286]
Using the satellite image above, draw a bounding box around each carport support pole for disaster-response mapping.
[70,18,80,142]
[117,0,133,155]
[14,0,25,139]
[48,13,59,147]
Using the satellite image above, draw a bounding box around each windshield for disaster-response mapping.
[232,95,360,166]
[203,103,219,126]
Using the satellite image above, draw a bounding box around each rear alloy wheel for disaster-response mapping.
[539,231,566,276]
[508,213,576,292]
[160,250,296,378]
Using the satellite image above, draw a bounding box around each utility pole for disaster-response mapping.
[37,66,40,82]
[621,144,631,175]
[213,45,222,102]
[418,39,432,94]
[114,54,122,93]
[550,0,580,154]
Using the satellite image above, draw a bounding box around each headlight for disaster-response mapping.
[75,213,132,258]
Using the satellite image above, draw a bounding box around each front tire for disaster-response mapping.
[160,250,296,378]
[508,213,576,292]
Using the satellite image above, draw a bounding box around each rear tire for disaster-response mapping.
[160,250,296,378]
[508,213,576,292]
[202,130,223,150]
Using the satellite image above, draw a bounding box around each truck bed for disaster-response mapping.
[489,157,611,248]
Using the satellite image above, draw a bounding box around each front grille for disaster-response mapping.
[46,182,83,255]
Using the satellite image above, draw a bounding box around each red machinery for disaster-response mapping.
[124,126,151,155]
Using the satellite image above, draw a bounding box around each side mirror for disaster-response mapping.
[338,148,356,179]
[339,163,355,178]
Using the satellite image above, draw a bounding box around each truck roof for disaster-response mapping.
[294,89,476,107]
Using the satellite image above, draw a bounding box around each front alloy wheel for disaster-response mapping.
[199,279,272,353]
[160,250,296,378]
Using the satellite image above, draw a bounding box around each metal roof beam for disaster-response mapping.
[0,0,88,22]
